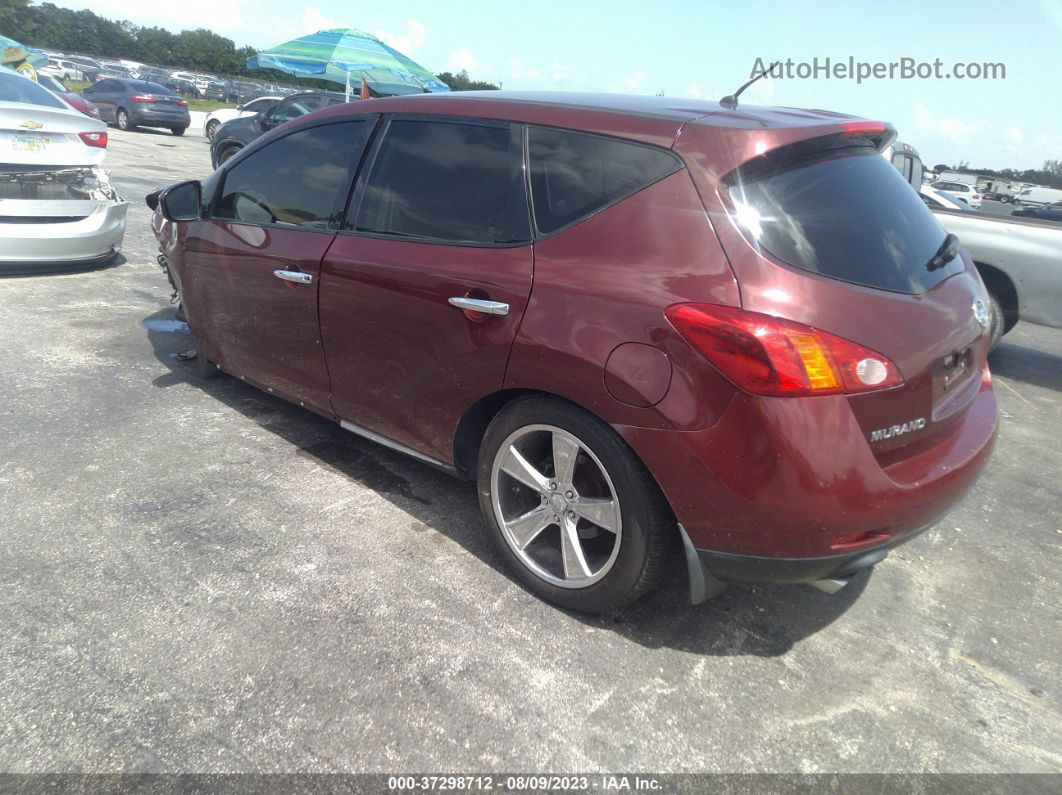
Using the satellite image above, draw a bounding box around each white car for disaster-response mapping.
[39,58,83,82]
[920,184,974,211]
[930,180,982,208]
[203,95,281,142]
[0,68,127,270]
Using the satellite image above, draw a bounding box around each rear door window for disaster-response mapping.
[350,118,529,244]
[214,121,367,228]
[728,146,962,294]
[527,126,681,235]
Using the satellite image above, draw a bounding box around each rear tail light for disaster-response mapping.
[131,95,157,104]
[176,99,188,107]
[665,303,904,397]
[78,131,108,148]
[839,121,888,137]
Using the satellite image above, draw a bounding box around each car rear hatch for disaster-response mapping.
[675,113,990,468]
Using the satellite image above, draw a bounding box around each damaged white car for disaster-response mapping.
[0,68,127,270]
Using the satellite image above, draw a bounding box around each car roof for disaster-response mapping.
[305,90,869,149]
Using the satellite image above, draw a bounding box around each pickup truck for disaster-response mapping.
[930,208,1062,348]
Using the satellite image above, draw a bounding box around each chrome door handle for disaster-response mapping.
[448,297,510,316]
[274,269,312,284]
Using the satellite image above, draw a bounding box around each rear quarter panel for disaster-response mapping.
[505,169,741,431]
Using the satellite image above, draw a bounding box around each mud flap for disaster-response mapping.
[678,523,728,604]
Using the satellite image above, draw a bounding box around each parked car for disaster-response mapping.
[150,92,998,612]
[65,55,103,82]
[1011,201,1062,222]
[81,78,190,135]
[210,90,350,166]
[931,180,982,208]
[888,148,1062,347]
[0,68,127,269]
[39,57,83,82]
[920,184,973,211]
[35,72,99,119]
[204,95,281,142]
[164,77,198,97]
[1012,185,1062,208]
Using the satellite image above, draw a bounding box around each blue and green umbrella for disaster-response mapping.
[246,28,450,98]
[1,34,49,80]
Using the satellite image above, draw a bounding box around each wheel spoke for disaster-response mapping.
[506,505,554,550]
[499,445,551,494]
[560,515,593,580]
[572,498,618,533]
[552,432,579,489]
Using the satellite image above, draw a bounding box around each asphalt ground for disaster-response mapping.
[0,125,1059,775]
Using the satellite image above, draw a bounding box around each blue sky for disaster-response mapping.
[62,0,1062,169]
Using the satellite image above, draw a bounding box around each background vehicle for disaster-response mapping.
[937,170,978,185]
[81,78,190,135]
[35,72,99,118]
[883,140,922,188]
[1011,202,1062,222]
[154,92,997,613]
[982,179,1027,202]
[40,58,83,81]
[65,55,102,82]
[210,90,349,166]
[1013,185,1062,207]
[931,180,982,208]
[0,68,126,269]
[204,95,281,142]
[920,184,973,211]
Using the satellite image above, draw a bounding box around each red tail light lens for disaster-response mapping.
[78,131,108,148]
[176,99,188,107]
[131,95,157,104]
[665,303,903,397]
[839,121,888,137]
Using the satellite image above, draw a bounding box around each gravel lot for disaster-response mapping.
[0,126,1060,775]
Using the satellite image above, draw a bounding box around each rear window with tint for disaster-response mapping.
[0,70,66,109]
[728,146,961,294]
[528,127,681,235]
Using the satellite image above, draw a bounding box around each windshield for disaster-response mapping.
[728,145,963,295]
[0,69,67,109]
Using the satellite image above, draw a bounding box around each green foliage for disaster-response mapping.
[436,70,499,91]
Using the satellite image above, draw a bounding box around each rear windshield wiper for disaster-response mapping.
[925,233,959,271]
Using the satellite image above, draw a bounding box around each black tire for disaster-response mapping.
[986,290,1006,352]
[217,144,241,165]
[171,126,187,136]
[206,119,220,142]
[116,108,134,131]
[477,397,676,613]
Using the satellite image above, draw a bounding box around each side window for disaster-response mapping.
[527,126,682,235]
[214,121,367,228]
[272,96,319,124]
[351,119,528,244]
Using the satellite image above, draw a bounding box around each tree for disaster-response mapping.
[436,70,498,91]
[932,164,949,173]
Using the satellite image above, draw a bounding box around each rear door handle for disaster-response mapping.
[448,297,510,316]
[274,269,313,284]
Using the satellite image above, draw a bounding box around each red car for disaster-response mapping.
[149,92,998,613]
[35,73,100,119]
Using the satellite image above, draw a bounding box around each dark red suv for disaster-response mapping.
[150,92,998,613]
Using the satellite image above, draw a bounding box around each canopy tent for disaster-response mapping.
[245,28,450,99]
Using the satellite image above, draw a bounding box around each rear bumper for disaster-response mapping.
[0,201,129,266]
[617,364,998,560]
[131,108,190,127]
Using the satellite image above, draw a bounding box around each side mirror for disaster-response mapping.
[159,180,202,222]
[236,103,244,112]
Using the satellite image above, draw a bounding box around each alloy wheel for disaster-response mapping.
[490,424,622,589]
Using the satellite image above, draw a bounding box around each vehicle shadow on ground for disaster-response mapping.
[144,305,866,658]
[0,254,126,279]
[989,339,1062,392]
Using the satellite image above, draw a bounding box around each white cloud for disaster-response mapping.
[911,103,983,142]
[624,70,646,91]
[90,0,246,32]
[302,7,345,33]
[507,58,541,81]
[684,83,704,99]
[447,48,480,72]
[1003,127,1024,145]
[375,20,427,55]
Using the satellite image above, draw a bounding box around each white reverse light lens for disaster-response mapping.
[855,358,888,386]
